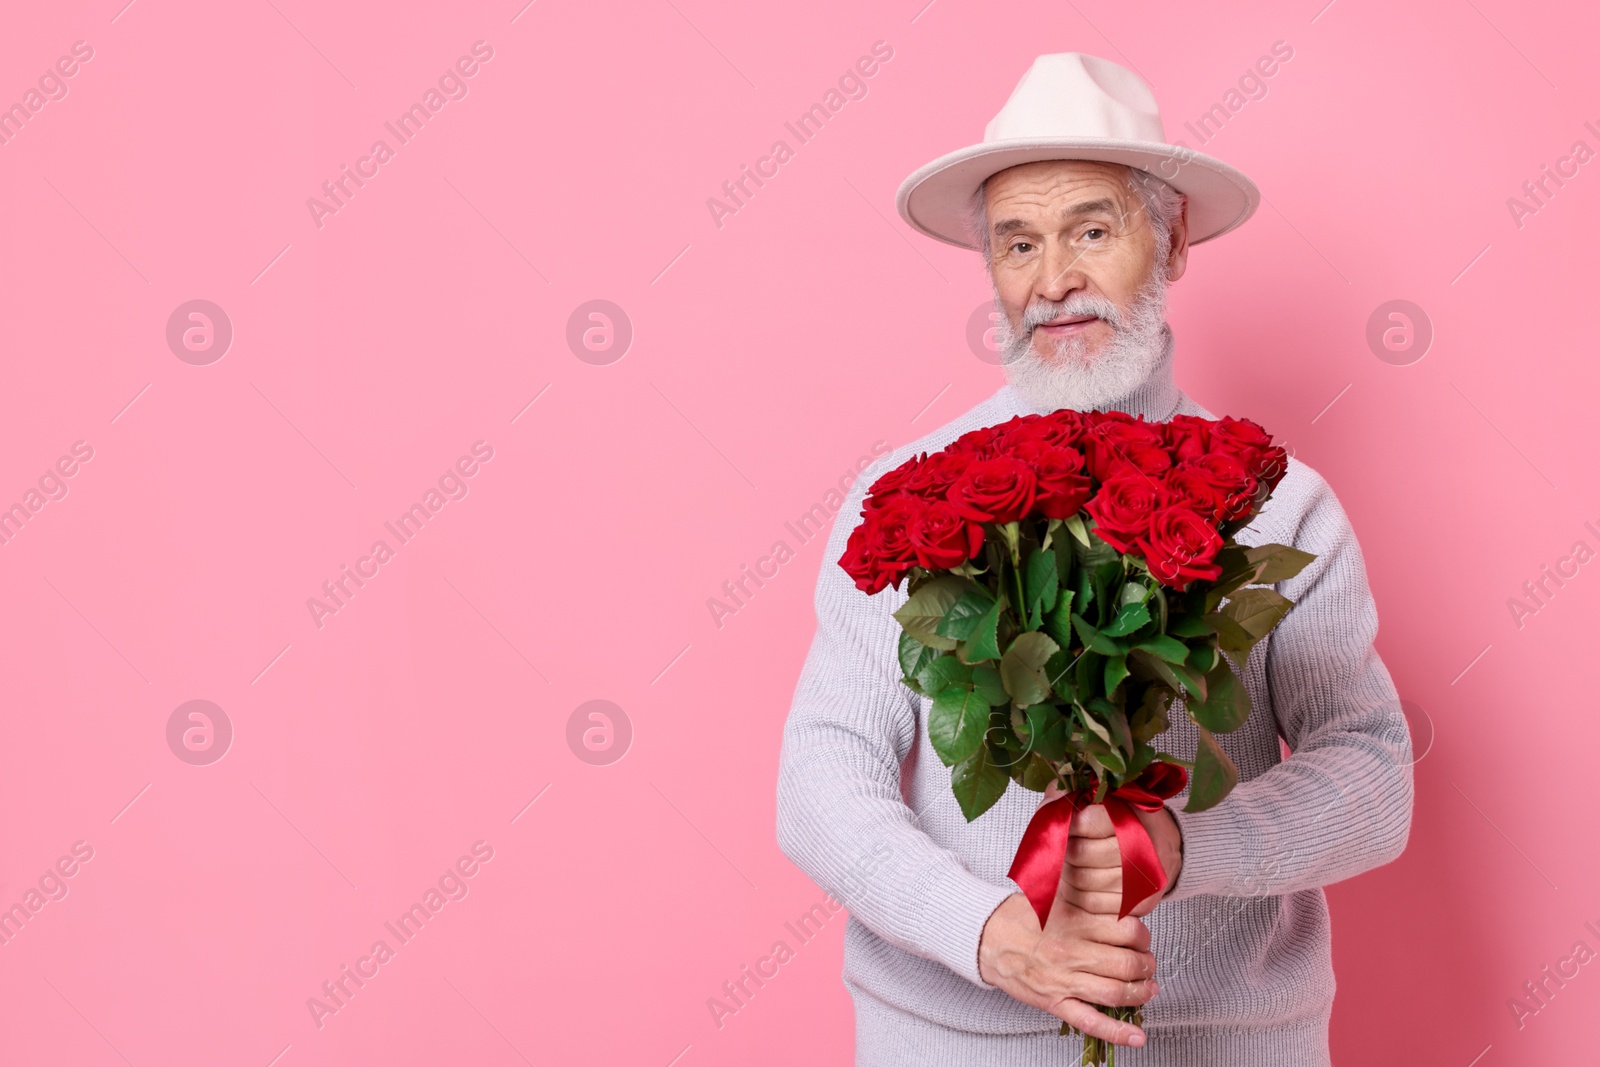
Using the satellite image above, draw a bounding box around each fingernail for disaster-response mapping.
[1129,1033,1145,1047]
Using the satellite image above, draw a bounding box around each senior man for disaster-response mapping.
[775,53,1414,1065]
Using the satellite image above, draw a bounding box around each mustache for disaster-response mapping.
[1019,293,1124,333]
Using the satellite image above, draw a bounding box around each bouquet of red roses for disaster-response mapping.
[839,408,1313,1065]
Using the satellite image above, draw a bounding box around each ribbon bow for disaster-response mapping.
[1006,761,1189,926]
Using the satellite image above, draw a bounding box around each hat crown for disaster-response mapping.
[983,53,1167,146]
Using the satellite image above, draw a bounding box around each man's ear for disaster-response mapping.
[1165,194,1191,282]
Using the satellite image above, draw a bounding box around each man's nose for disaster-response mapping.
[1034,238,1085,303]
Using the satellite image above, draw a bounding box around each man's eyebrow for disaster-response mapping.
[991,198,1123,236]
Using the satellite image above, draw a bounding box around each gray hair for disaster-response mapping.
[969,164,1186,268]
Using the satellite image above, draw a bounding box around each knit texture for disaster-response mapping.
[775,327,1415,1065]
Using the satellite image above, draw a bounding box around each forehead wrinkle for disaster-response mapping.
[990,196,1138,239]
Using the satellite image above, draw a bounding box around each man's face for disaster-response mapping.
[983,160,1181,362]
[981,160,1189,412]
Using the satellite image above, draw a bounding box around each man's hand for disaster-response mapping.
[977,892,1158,1048]
[1058,797,1184,918]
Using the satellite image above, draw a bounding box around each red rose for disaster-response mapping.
[865,454,922,502]
[866,494,923,563]
[1163,415,1213,463]
[996,412,1083,454]
[988,414,1036,444]
[839,524,885,594]
[1209,416,1274,459]
[1033,447,1094,519]
[841,495,925,593]
[1102,442,1173,481]
[1247,445,1291,492]
[902,448,974,498]
[1042,408,1087,444]
[909,499,986,569]
[1082,413,1167,481]
[839,522,911,594]
[1163,466,1226,523]
[1084,470,1171,553]
[946,456,1038,523]
[1182,452,1259,523]
[998,436,1054,465]
[1137,506,1224,589]
[948,424,1002,458]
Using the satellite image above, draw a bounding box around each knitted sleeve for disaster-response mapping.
[1164,463,1415,900]
[775,456,1019,989]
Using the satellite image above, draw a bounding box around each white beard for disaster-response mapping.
[994,267,1170,413]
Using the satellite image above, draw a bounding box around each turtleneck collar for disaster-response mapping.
[996,322,1189,422]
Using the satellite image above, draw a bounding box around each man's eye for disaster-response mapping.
[1083,227,1108,240]
[1010,241,1034,254]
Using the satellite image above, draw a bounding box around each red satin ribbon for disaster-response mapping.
[1006,761,1189,926]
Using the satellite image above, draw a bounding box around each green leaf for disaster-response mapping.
[1128,648,1208,702]
[1024,547,1060,623]
[1055,530,1077,583]
[1213,544,1254,582]
[1205,611,1256,653]
[1188,643,1217,674]
[1071,614,1124,656]
[1073,562,1094,614]
[1184,728,1240,812]
[1219,587,1295,641]
[1103,654,1130,695]
[1187,660,1251,733]
[1046,647,1078,703]
[1018,702,1070,762]
[1134,634,1189,664]
[1017,752,1058,792]
[892,576,968,650]
[959,596,1005,664]
[917,656,973,696]
[1077,703,1114,748]
[1130,686,1173,744]
[951,743,1011,821]
[1166,614,1213,638]
[929,685,989,766]
[972,664,1009,707]
[1075,649,1104,704]
[936,588,998,641]
[1202,546,1264,613]
[1089,563,1122,627]
[1063,513,1091,547]
[1000,632,1061,707]
[1102,601,1151,638]
[1101,699,1134,755]
[1043,592,1075,650]
[1244,543,1317,584]
[1124,740,1157,779]
[898,632,941,685]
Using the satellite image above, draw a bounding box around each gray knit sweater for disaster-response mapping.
[775,330,1415,1065]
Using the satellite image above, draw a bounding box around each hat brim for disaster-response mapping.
[895,138,1260,250]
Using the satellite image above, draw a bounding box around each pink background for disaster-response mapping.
[1,0,1597,1063]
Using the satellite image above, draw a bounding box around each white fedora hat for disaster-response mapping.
[896,53,1260,249]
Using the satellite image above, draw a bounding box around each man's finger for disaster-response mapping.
[1065,835,1122,867]
[1125,889,1165,918]
[1057,909,1153,951]
[1061,887,1124,915]
[1049,996,1148,1047]
[1068,857,1120,895]
[1068,804,1117,838]
[1076,942,1158,982]
[1067,972,1159,1009]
